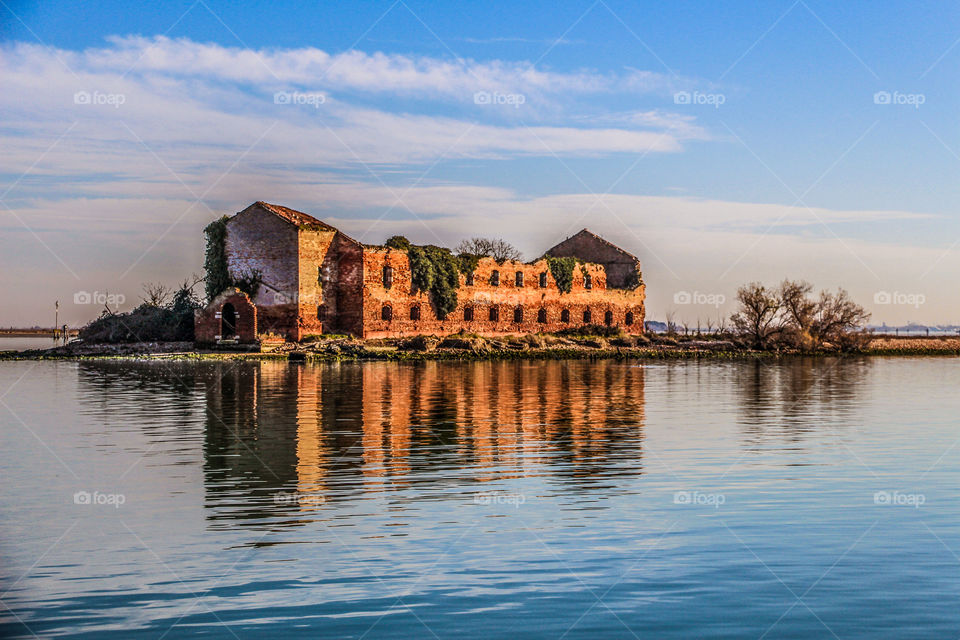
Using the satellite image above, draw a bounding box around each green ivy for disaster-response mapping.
[623,265,644,290]
[203,216,263,301]
[386,236,467,319]
[546,256,578,293]
[203,217,231,301]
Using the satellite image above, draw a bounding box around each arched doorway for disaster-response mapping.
[221,303,237,338]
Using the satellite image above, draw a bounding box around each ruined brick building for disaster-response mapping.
[194,201,645,343]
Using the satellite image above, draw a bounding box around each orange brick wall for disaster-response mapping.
[359,248,645,338]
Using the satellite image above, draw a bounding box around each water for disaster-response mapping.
[0,336,62,352]
[1,357,959,638]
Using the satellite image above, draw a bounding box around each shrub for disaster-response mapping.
[80,284,200,343]
[546,256,578,293]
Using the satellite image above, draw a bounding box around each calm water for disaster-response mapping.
[0,336,62,352]
[1,357,959,638]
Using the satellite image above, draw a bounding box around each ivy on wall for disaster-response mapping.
[546,256,578,293]
[386,236,473,319]
[203,216,262,302]
[623,265,644,290]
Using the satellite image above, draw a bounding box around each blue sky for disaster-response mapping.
[2,0,960,325]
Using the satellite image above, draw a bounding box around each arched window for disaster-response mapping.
[465,272,475,286]
[381,305,392,321]
[490,270,500,286]
[382,265,393,289]
[584,274,592,290]
[515,271,524,286]
[583,309,592,324]
[489,306,499,322]
[514,306,523,323]
[537,308,547,323]
[410,305,421,321]
[625,311,635,325]
[561,309,570,323]
[464,306,474,321]
[539,272,548,288]
[604,310,614,326]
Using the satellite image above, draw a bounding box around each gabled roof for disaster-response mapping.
[548,228,638,262]
[237,202,361,245]
[253,201,338,230]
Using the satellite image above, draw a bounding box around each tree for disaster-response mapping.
[455,237,522,263]
[730,282,787,349]
[731,280,870,351]
[141,282,172,307]
[812,288,870,350]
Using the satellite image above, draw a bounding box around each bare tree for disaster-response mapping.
[730,282,787,349]
[456,237,523,262]
[664,309,677,335]
[141,282,172,307]
[813,288,871,350]
[779,279,817,349]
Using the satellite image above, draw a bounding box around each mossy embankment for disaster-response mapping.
[5,331,959,362]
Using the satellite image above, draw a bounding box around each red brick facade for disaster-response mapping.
[194,202,646,343]
[195,289,258,344]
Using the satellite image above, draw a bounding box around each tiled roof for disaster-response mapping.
[255,201,337,230]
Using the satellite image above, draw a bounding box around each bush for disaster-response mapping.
[399,335,440,352]
[79,284,200,343]
[546,256,578,293]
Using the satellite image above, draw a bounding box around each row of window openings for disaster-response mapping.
[383,266,591,289]
[381,305,635,326]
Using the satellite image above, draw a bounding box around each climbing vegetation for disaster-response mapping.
[546,256,578,293]
[386,236,474,319]
[203,216,263,301]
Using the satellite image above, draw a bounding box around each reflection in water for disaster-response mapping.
[78,359,647,524]
[735,357,870,448]
[202,360,647,523]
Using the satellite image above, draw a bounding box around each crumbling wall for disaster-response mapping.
[359,250,645,339]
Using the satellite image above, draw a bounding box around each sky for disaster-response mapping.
[2,0,960,327]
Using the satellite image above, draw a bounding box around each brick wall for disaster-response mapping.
[359,249,645,338]
[194,289,258,344]
[548,230,642,289]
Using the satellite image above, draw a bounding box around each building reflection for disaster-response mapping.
[203,360,646,522]
[75,359,646,524]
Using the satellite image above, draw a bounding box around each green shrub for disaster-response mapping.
[79,284,200,343]
[546,256,578,293]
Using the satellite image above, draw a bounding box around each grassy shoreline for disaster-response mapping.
[4,337,960,362]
